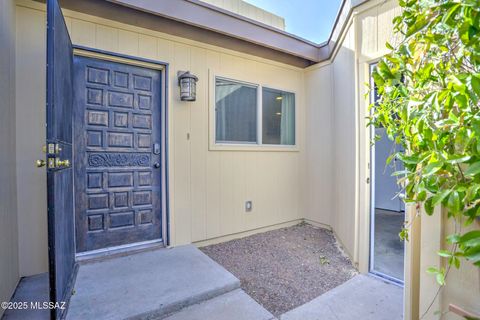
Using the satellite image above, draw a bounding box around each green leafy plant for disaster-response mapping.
[369,0,480,286]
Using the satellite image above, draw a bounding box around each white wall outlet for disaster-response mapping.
[245,201,253,212]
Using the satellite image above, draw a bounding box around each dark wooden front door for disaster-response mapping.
[46,0,77,318]
[73,56,162,253]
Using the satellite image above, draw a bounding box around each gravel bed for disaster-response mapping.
[200,223,358,317]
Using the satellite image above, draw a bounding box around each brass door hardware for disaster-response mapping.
[48,158,56,169]
[56,159,70,168]
[42,143,62,155]
[36,159,46,167]
[39,143,69,169]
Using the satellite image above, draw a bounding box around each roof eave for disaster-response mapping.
[107,0,322,62]
[55,0,371,67]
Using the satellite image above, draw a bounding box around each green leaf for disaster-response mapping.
[459,230,480,246]
[397,153,419,164]
[449,256,461,269]
[417,189,427,201]
[454,94,468,109]
[423,161,444,176]
[424,198,434,215]
[377,59,396,80]
[446,191,461,214]
[386,153,396,166]
[442,3,461,24]
[471,75,480,97]
[438,250,452,258]
[446,155,471,164]
[399,228,409,241]
[464,247,480,263]
[446,234,461,244]
[432,189,451,207]
[426,267,438,274]
[436,272,446,286]
[465,162,480,176]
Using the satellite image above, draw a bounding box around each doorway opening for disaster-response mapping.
[369,63,405,284]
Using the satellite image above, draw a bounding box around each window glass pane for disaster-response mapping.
[262,88,295,145]
[215,78,257,143]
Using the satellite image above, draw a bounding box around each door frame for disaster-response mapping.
[72,46,170,259]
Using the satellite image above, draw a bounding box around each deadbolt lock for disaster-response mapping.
[42,143,62,155]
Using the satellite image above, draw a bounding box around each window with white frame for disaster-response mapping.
[215,78,258,143]
[215,77,295,146]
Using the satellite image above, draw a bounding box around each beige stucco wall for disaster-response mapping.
[200,0,285,30]
[14,0,305,274]
[0,0,19,314]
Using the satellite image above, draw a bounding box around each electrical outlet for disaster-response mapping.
[245,201,253,212]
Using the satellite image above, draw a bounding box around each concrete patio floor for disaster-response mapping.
[67,245,241,320]
[2,273,49,320]
[3,244,403,320]
[163,289,275,320]
[373,209,405,280]
[280,274,403,320]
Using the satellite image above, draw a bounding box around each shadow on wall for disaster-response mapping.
[304,43,358,262]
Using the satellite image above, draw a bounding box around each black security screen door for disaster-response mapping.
[46,0,77,319]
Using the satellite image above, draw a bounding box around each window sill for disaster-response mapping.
[209,143,300,152]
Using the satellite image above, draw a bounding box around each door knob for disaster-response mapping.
[36,159,46,167]
[153,162,160,168]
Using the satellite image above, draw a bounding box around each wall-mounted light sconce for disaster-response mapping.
[178,71,198,102]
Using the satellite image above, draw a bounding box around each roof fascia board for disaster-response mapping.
[52,0,313,67]
[106,0,321,62]
[48,0,375,67]
[106,0,373,66]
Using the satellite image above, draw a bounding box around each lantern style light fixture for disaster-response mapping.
[178,71,198,101]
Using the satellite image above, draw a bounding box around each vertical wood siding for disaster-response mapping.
[0,0,19,313]
[15,5,49,277]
